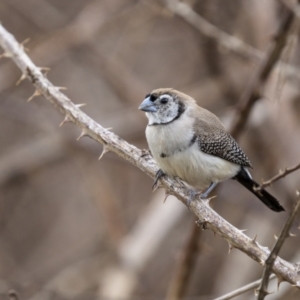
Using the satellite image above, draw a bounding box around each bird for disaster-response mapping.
[138,88,284,212]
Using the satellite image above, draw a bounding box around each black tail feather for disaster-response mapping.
[234,168,285,212]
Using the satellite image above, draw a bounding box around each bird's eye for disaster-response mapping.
[160,97,169,104]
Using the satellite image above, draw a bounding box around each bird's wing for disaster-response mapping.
[192,111,252,167]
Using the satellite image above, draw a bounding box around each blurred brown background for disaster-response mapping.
[0,0,300,299]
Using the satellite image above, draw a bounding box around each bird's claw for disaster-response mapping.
[187,191,209,209]
[186,190,201,209]
[152,169,165,191]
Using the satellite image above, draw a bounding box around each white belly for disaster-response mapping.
[154,143,240,190]
[146,121,240,190]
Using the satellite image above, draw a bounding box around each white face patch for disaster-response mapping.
[145,94,183,125]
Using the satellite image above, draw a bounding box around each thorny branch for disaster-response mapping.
[0,23,299,287]
[257,162,300,191]
[257,192,300,299]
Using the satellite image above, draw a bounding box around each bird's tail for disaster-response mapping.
[234,168,285,212]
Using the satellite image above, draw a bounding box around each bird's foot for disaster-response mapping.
[187,190,203,209]
[187,190,216,209]
[175,176,186,189]
[200,191,209,199]
[152,169,165,191]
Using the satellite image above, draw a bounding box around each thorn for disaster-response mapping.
[20,38,30,52]
[239,229,247,233]
[296,190,300,197]
[98,146,109,160]
[164,191,171,203]
[15,73,27,86]
[56,86,67,91]
[274,234,278,241]
[38,67,50,75]
[277,275,284,290]
[289,232,297,237]
[76,103,86,108]
[227,241,233,254]
[59,115,72,127]
[202,195,216,206]
[0,52,12,59]
[27,89,41,102]
[76,129,88,141]
[259,259,265,266]
[105,127,113,131]
[251,235,259,246]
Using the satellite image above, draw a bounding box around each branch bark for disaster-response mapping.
[0,24,299,286]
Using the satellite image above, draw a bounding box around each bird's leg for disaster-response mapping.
[200,182,218,199]
[152,169,165,191]
[187,190,199,208]
[187,183,218,209]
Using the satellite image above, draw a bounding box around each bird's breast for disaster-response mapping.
[146,124,240,190]
[146,116,194,160]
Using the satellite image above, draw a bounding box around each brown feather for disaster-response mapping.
[151,89,252,167]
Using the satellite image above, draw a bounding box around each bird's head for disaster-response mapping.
[139,88,195,125]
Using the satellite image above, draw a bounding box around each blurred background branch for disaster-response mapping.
[1,21,299,296]
[0,1,300,300]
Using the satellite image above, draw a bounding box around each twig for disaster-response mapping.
[230,6,297,137]
[0,23,299,286]
[164,0,300,83]
[214,274,276,300]
[166,221,201,300]
[257,162,300,191]
[257,191,300,299]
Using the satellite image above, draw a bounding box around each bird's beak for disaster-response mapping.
[138,97,157,112]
